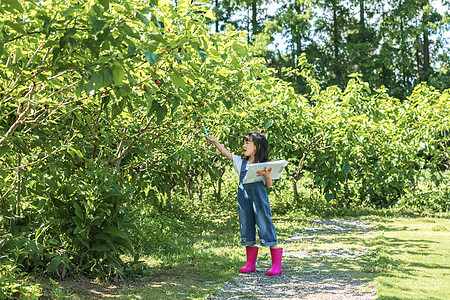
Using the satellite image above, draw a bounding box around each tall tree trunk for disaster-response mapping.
[185,177,194,201]
[358,0,366,76]
[422,3,430,73]
[215,0,219,32]
[294,2,302,63]
[400,17,406,87]
[332,0,341,81]
[216,175,222,202]
[423,30,429,71]
[247,7,251,43]
[292,179,299,200]
[416,41,421,76]
[359,0,365,26]
[251,0,257,41]
[214,166,226,202]
[333,2,339,60]
[296,34,302,63]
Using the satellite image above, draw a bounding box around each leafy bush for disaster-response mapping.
[0,165,135,280]
[401,189,450,213]
[0,263,41,299]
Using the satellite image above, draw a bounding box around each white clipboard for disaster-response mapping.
[242,160,289,184]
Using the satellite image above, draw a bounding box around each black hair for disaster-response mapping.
[243,130,269,163]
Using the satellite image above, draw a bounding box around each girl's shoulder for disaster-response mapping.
[232,154,245,174]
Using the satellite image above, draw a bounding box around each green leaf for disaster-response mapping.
[171,100,180,114]
[325,193,335,202]
[76,80,84,98]
[84,68,113,95]
[91,244,111,251]
[99,0,110,8]
[156,104,167,123]
[112,62,125,84]
[76,235,90,248]
[237,71,244,82]
[84,0,96,14]
[177,0,190,15]
[93,233,111,241]
[2,0,24,13]
[343,163,351,173]
[136,11,149,26]
[0,238,16,253]
[102,94,110,109]
[37,198,45,210]
[104,226,128,240]
[170,73,186,89]
[51,196,64,209]
[112,99,125,119]
[67,146,84,159]
[0,145,10,159]
[143,50,160,66]
[264,120,274,129]
[217,68,231,77]
[222,98,232,109]
[114,237,134,253]
[73,202,84,221]
[148,34,165,44]
[197,48,208,62]
[47,255,61,272]
[204,9,216,21]
[150,100,165,122]
[5,21,25,34]
[232,43,247,56]
[83,38,100,58]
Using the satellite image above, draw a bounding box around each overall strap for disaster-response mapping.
[239,159,248,183]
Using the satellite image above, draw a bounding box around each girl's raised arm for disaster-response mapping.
[205,136,233,161]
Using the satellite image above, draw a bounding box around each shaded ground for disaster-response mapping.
[45,219,378,299]
[208,219,377,300]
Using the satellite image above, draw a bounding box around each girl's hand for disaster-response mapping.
[205,136,217,144]
[256,167,272,178]
[257,167,272,188]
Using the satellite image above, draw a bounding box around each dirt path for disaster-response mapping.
[208,219,377,300]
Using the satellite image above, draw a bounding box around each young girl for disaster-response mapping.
[206,131,283,276]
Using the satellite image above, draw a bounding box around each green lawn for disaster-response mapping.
[40,213,450,299]
[369,216,450,300]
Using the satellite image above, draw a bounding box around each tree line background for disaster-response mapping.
[211,0,449,98]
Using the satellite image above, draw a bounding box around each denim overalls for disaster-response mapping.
[238,159,278,247]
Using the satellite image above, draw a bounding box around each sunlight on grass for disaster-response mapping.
[371,217,450,300]
[41,212,449,299]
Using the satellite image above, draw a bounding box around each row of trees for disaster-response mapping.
[212,0,450,98]
[0,0,252,282]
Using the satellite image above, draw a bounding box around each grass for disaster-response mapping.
[368,216,450,300]
[29,210,450,299]
[40,212,246,299]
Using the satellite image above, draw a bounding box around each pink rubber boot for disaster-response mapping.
[266,248,283,276]
[239,246,259,273]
